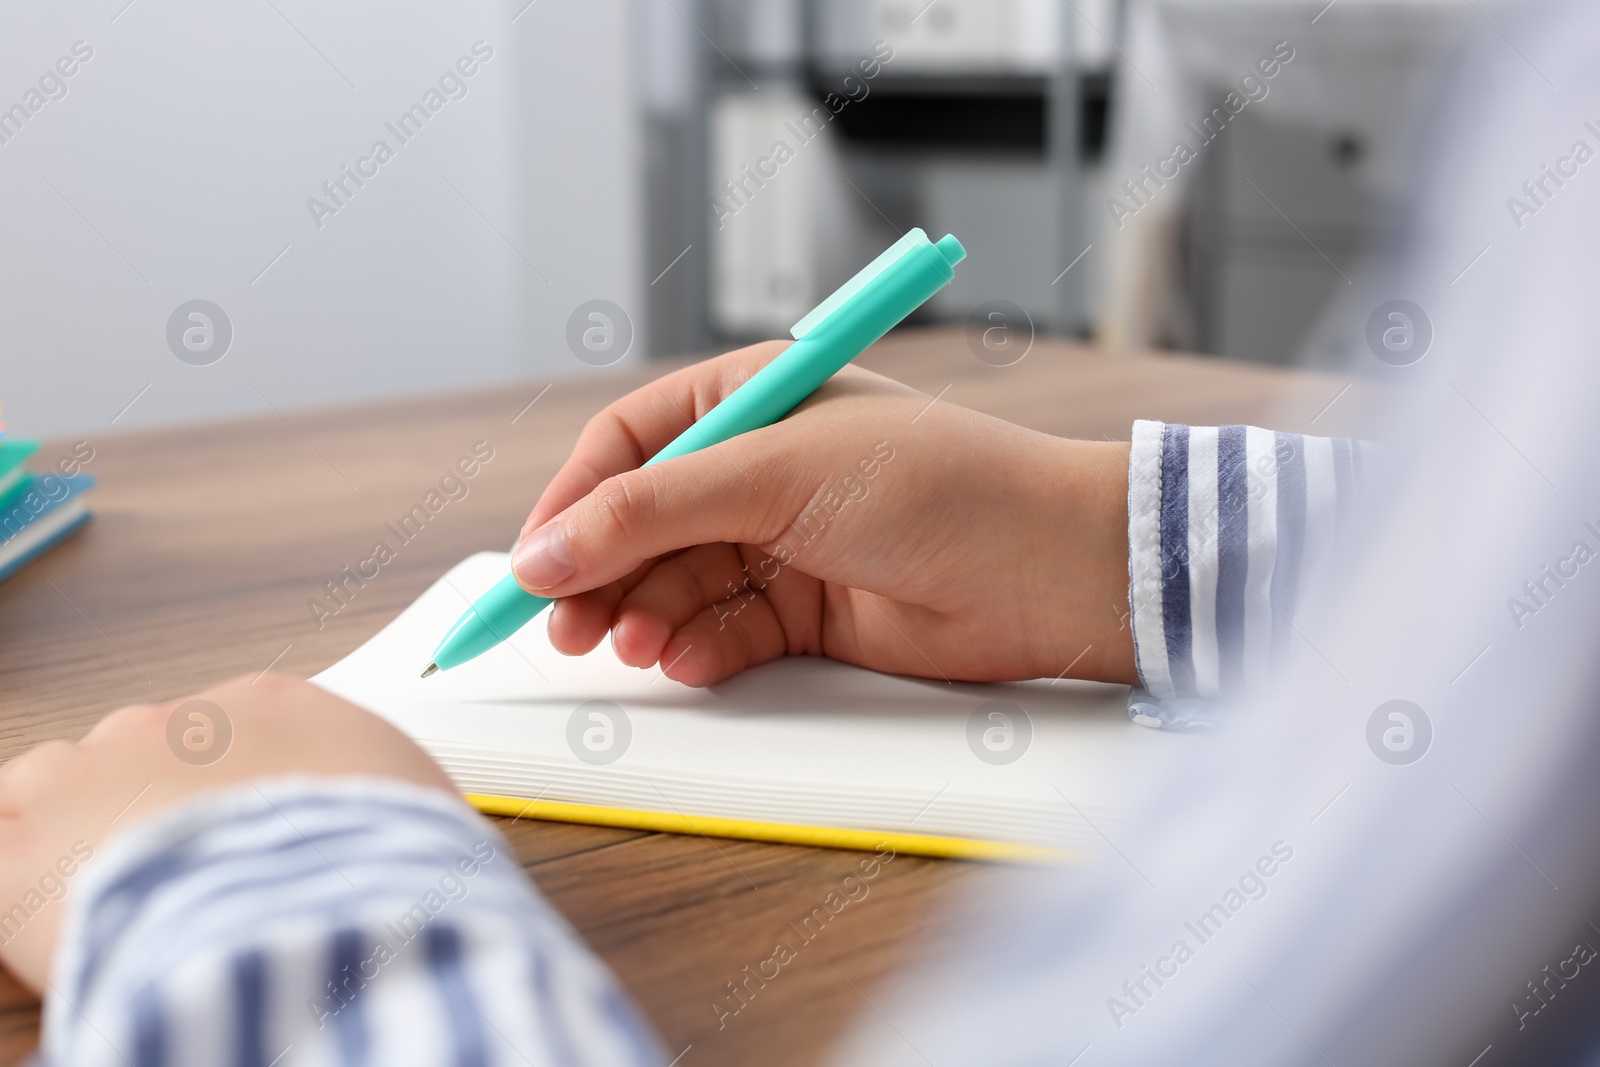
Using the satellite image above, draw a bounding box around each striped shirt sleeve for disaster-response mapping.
[32,777,664,1067]
[1126,420,1366,726]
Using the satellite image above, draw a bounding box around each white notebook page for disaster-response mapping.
[314,553,1179,848]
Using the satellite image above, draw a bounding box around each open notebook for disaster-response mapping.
[313,553,1175,863]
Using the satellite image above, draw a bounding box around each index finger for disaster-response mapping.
[522,339,790,535]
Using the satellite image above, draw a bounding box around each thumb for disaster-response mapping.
[510,441,802,597]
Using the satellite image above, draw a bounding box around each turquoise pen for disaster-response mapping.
[422,228,967,676]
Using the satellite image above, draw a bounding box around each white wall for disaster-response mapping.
[0,0,643,438]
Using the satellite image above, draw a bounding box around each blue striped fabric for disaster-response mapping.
[231,950,267,1067]
[425,925,490,1067]
[1331,436,1356,538]
[1269,433,1307,662]
[1214,424,1250,693]
[328,927,370,1066]
[1159,423,1195,696]
[1126,421,1365,724]
[529,943,584,1064]
[33,778,665,1067]
[130,983,163,1067]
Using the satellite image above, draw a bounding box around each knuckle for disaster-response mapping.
[580,409,618,447]
[22,738,75,764]
[591,472,655,542]
[100,702,165,732]
[80,702,168,746]
[249,671,294,695]
[0,738,75,791]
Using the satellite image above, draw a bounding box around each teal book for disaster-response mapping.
[0,440,39,512]
[0,473,93,582]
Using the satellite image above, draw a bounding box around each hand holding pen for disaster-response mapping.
[510,346,1140,688]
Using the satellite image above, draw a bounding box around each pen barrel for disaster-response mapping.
[647,239,958,467]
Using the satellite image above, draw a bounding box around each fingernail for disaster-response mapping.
[513,523,575,589]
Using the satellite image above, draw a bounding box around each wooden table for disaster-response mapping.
[0,327,1379,1065]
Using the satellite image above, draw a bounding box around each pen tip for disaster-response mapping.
[420,663,439,679]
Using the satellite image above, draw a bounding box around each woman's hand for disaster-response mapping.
[0,674,451,992]
[516,342,1137,688]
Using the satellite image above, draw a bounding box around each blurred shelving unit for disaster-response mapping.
[638,0,1115,356]
[1096,0,1476,367]
[639,0,1481,371]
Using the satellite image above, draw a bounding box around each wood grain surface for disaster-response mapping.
[0,327,1381,1065]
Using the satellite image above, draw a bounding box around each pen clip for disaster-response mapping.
[788,227,930,340]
